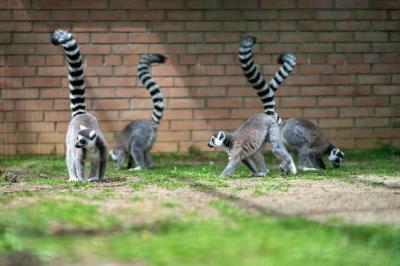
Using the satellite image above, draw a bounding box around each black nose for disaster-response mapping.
[75,143,82,148]
[208,143,213,148]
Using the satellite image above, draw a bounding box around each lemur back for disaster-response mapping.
[208,114,296,177]
[239,35,344,171]
[52,29,108,182]
[109,54,166,170]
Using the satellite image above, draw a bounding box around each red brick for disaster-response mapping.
[167,11,202,20]
[168,99,205,109]
[16,100,52,111]
[17,144,58,155]
[358,75,391,84]
[242,11,278,20]
[356,118,389,128]
[317,11,352,20]
[50,10,88,20]
[297,0,333,8]
[152,142,178,153]
[340,107,374,117]
[320,97,353,107]
[18,122,55,132]
[281,97,316,107]
[303,108,338,118]
[0,145,17,155]
[373,86,400,95]
[92,99,130,110]
[171,120,208,130]
[2,88,38,99]
[0,0,30,9]
[320,75,355,85]
[319,119,353,128]
[208,98,242,108]
[208,119,245,131]
[335,0,369,8]
[336,21,370,31]
[372,0,400,9]
[109,0,146,9]
[5,111,43,122]
[318,32,352,42]
[301,86,335,96]
[354,96,389,106]
[185,0,221,9]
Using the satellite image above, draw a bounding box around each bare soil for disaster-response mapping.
[1,175,400,226]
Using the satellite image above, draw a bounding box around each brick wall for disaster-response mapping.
[1,0,399,155]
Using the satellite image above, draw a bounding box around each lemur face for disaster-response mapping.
[328,148,344,168]
[75,125,97,149]
[208,131,225,148]
[109,148,125,169]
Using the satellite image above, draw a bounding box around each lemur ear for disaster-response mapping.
[218,131,225,140]
[80,125,87,131]
[89,130,96,140]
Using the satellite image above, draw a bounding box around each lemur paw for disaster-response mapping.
[299,167,318,172]
[280,161,297,175]
[87,176,100,182]
[129,166,144,171]
[251,172,268,177]
[67,177,82,182]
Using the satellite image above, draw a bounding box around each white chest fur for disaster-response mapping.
[85,147,100,162]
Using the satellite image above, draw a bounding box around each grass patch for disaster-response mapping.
[0,148,399,265]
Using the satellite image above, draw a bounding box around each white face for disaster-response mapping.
[75,128,97,149]
[328,148,344,168]
[208,131,225,148]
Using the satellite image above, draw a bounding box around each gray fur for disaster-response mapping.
[52,29,108,181]
[239,35,344,170]
[110,54,166,170]
[208,114,296,177]
[281,118,344,170]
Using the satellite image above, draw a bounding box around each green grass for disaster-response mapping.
[0,148,399,265]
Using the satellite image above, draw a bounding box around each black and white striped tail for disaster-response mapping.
[51,29,86,117]
[137,54,167,127]
[239,35,296,121]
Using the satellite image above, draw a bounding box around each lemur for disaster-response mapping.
[52,29,108,182]
[109,54,166,170]
[239,35,344,171]
[208,113,297,177]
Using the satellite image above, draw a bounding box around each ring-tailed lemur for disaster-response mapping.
[208,113,296,177]
[239,35,344,171]
[52,29,108,182]
[109,54,166,170]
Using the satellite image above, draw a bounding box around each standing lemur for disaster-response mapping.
[208,35,296,177]
[109,54,166,170]
[52,29,108,182]
[239,36,344,171]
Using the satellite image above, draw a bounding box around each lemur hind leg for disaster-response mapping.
[130,143,146,171]
[309,153,326,169]
[66,153,78,181]
[298,146,317,171]
[242,158,258,176]
[252,150,269,177]
[127,155,134,169]
[144,150,153,169]
[221,159,241,177]
[88,161,99,182]
[98,158,107,180]
[268,123,297,174]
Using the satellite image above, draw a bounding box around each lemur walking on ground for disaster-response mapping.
[109,54,166,170]
[239,36,344,171]
[52,29,108,182]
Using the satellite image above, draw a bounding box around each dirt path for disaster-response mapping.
[2,175,400,226]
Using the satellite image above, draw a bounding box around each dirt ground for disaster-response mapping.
[2,175,400,226]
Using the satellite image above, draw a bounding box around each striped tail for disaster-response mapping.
[51,29,86,117]
[239,35,296,121]
[137,54,167,127]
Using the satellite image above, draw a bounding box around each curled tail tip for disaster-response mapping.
[277,52,296,65]
[241,35,257,46]
[51,29,72,45]
[142,54,167,64]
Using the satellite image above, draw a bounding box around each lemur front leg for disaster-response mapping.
[242,158,258,176]
[221,159,241,177]
[88,161,99,182]
[298,146,317,171]
[268,123,297,174]
[127,155,134,169]
[251,150,269,177]
[74,159,85,181]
